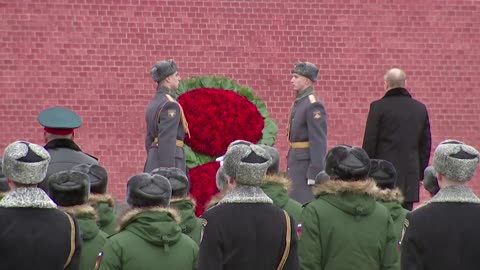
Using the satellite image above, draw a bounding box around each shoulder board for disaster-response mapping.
[308,94,316,104]
[166,94,176,102]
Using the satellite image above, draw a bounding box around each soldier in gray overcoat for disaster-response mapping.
[37,106,99,192]
[287,62,328,204]
[144,59,189,173]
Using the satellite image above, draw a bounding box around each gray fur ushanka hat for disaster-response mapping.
[433,139,479,182]
[151,59,177,83]
[291,61,319,82]
[72,164,108,194]
[127,173,172,208]
[259,144,280,175]
[216,166,228,190]
[223,144,272,186]
[2,141,50,185]
[151,167,190,198]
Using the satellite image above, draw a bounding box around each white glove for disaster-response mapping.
[307,179,316,186]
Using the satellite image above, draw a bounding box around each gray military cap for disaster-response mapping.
[151,59,178,83]
[292,61,319,82]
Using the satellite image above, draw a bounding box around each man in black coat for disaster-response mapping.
[400,139,480,270]
[144,59,189,173]
[37,106,99,192]
[362,68,431,210]
[0,141,81,270]
[198,143,299,270]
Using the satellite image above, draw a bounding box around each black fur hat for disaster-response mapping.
[48,171,90,206]
[259,145,280,175]
[72,164,108,194]
[151,167,189,198]
[126,173,171,208]
[325,144,371,181]
[369,159,397,189]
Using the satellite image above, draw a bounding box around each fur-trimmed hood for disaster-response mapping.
[372,188,404,203]
[313,179,378,196]
[261,174,292,208]
[118,207,182,250]
[313,179,378,217]
[60,204,102,241]
[89,193,115,207]
[170,197,200,234]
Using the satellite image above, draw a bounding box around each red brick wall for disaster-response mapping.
[2,0,480,203]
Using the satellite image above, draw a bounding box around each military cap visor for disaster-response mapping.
[38,107,82,131]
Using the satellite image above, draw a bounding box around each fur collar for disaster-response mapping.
[373,188,404,203]
[44,139,82,151]
[426,185,480,204]
[60,204,97,219]
[89,193,115,207]
[220,185,273,204]
[170,196,196,207]
[263,174,291,192]
[0,187,57,209]
[313,179,378,196]
[118,207,181,231]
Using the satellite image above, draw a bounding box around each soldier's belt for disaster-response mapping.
[153,138,184,147]
[289,141,310,148]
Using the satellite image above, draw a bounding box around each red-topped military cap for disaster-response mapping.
[38,106,82,135]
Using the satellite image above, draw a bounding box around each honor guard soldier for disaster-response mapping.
[38,106,99,192]
[287,61,328,204]
[144,59,189,174]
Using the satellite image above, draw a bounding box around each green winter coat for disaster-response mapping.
[63,205,107,270]
[374,188,409,245]
[170,197,202,245]
[299,179,399,270]
[98,207,198,270]
[90,193,118,235]
[261,174,302,225]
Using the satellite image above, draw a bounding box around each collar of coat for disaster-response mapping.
[156,85,177,99]
[295,86,314,101]
[59,204,97,219]
[263,174,291,192]
[44,138,82,151]
[426,185,480,204]
[382,87,411,98]
[372,187,404,203]
[0,187,57,209]
[220,185,273,204]
[118,207,181,231]
[313,179,378,196]
[205,190,228,211]
[89,193,115,207]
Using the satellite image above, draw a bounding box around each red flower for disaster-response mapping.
[178,88,264,157]
[188,161,221,216]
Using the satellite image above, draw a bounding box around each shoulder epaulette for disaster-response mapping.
[308,94,316,104]
[166,94,175,102]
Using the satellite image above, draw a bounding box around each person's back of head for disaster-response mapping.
[369,159,397,189]
[216,166,228,191]
[325,144,371,181]
[126,173,172,208]
[384,68,406,89]
[72,164,108,194]
[433,139,479,184]
[151,167,189,199]
[48,170,90,207]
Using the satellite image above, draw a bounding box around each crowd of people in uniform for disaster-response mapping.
[0,59,479,270]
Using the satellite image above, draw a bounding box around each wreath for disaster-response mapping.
[177,76,278,215]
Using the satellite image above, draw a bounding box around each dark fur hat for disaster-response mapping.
[369,159,397,189]
[151,167,189,198]
[315,170,330,184]
[325,144,370,181]
[48,171,90,206]
[259,145,280,175]
[292,61,319,82]
[72,164,108,194]
[151,59,178,83]
[126,173,171,208]
[423,166,440,196]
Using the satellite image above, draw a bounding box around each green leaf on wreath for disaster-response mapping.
[184,145,215,169]
[258,118,278,145]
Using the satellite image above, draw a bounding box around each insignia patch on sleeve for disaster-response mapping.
[167,109,176,118]
[313,110,321,119]
[296,223,302,239]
